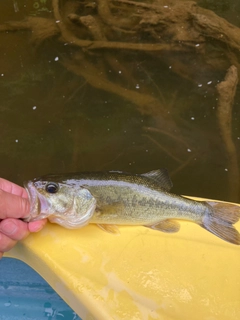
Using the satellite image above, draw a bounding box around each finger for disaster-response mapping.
[0,219,47,259]
[28,219,47,232]
[0,178,28,198]
[0,190,30,219]
[0,232,17,253]
[0,219,47,239]
[0,219,30,241]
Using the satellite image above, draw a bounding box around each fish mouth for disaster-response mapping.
[23,181,50,221]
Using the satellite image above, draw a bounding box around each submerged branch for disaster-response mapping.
[0,17,59,45]
[61,54,167,116]
[171,153,197,177]
[142,134,183,163]
[143,126,189,148]
[216,65,239,202]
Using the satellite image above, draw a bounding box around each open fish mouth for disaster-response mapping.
[23,181,50,221]
[23,180,97,228]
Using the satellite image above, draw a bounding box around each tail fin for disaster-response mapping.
[202,201,240,245]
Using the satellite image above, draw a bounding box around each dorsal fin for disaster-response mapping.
[141,168,173,191]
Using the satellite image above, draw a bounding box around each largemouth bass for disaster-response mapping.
[24,169,240,245]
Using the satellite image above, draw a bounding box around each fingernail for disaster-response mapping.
[29,220,46,232]
[30,224,41,232]
[1,221,17,236]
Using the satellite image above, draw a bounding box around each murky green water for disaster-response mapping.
[0,0,240,203]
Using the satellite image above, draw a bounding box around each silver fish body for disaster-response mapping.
[24,169,240,245]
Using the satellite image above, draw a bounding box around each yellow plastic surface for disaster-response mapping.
[6,197,240,320]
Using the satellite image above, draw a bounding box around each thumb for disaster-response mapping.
[0,189,30,219]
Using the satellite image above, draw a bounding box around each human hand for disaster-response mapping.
[0,178,47,258]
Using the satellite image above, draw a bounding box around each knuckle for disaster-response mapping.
[0,219,28,241]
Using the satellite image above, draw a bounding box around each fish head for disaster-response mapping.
[24,177,96,228]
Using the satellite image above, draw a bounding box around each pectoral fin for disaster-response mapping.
[145,220,180,233]
[97,224,120,234]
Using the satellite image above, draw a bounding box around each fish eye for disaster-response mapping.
[45,182,59,194]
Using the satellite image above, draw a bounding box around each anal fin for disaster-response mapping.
[145,220,180,233]
[97,224,120,234]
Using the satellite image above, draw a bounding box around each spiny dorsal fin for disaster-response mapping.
[141,168,173,191]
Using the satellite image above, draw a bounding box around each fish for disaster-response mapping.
[23,169,240,245]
